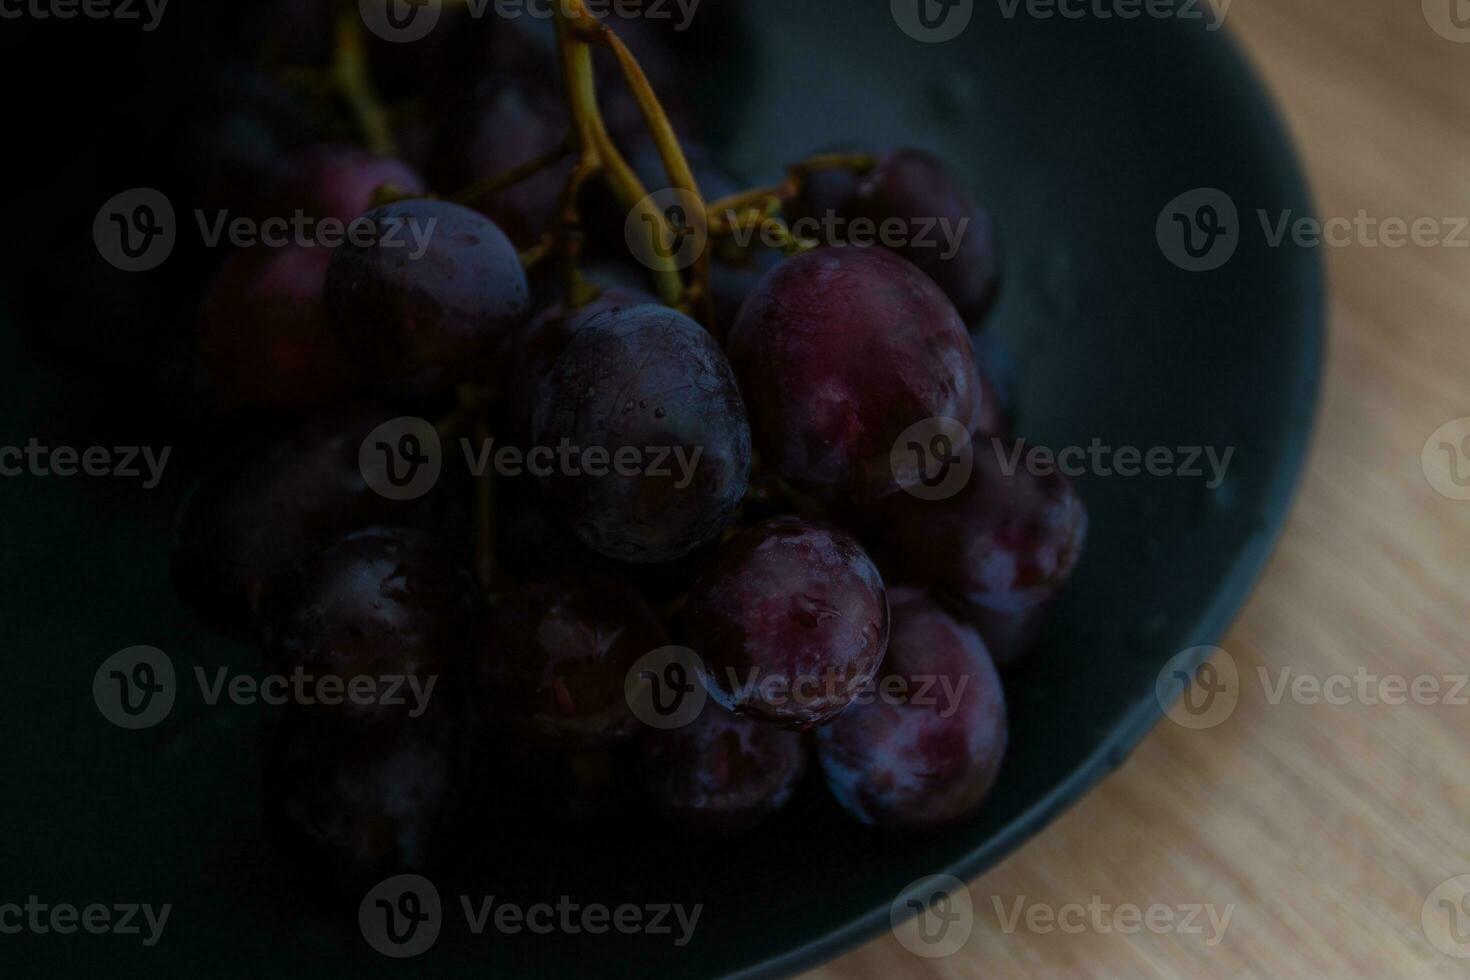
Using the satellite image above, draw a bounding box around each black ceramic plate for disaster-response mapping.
[0,2,1320,978]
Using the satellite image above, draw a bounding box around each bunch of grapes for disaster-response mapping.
[150,1,1087,882]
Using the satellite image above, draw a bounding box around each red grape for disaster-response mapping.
[638,704,808,835]
[867,436,1087,666]
[727,246,984,501]
[845,148,1001,326]
[265,527,479,727]
[172,405,469,637]
[324,198,530,392]
[478,576,667,748]
[430,77,572,250]
[816,588,1007,830]
[266,714,457,883]
[257,143,424,223]
[198,243,356,412]
[687,517,890,730]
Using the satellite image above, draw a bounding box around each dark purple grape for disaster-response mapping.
[500,286,657,449]
[171,405,469,637]
[266,715,456,882]
[478,576,667,748]
[687,517,890,729]
[264,527,479,726]
[494,479,714,602]
[816,588,1007,831]
[867,436,1087,666]
[198,243,356,412]
[789,164,862,228]
[257,143,424,222]
[727,246,984,501]
[532,304,751,563]
[844,149,1001,326]
[638,704,808,835]
[324,198,530,391]
[430,74,572,250]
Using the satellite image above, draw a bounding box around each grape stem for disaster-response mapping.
[594,25,714,325]
[331,11,397,156]
[698,152,879,256]
[452,136,576,207]
[550,0,696,312]
[707,152,879,221]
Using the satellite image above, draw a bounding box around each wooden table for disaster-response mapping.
[810,0,1470,976]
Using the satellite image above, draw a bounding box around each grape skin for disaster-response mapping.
[687,517,891,730]
[728,245,984,501]
[531,304,751,564]
[816,587,1008,831]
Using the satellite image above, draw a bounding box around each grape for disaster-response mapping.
[844,149,1001,326]
[198,243,356,412]
[816,588,1007,830]
[257,144,424,223]
[430,68,571,250]
[687,517,890,729]
[500,286,656,449]
[638,704,808,835]
[494,479,713,602]
[727,246,984,501]
[171,405,469,637]
[478,576,667,748]
[324,198,530,392]
[867,436,1087,666]
[789,163,862,228]
[266,715,456,883]
[264,527,479,726]
[531,304,751,563]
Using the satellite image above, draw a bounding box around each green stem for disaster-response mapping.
[332,12,396,156]
[553,0,684,308]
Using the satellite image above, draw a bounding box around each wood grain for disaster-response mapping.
[809,1,1470,976]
